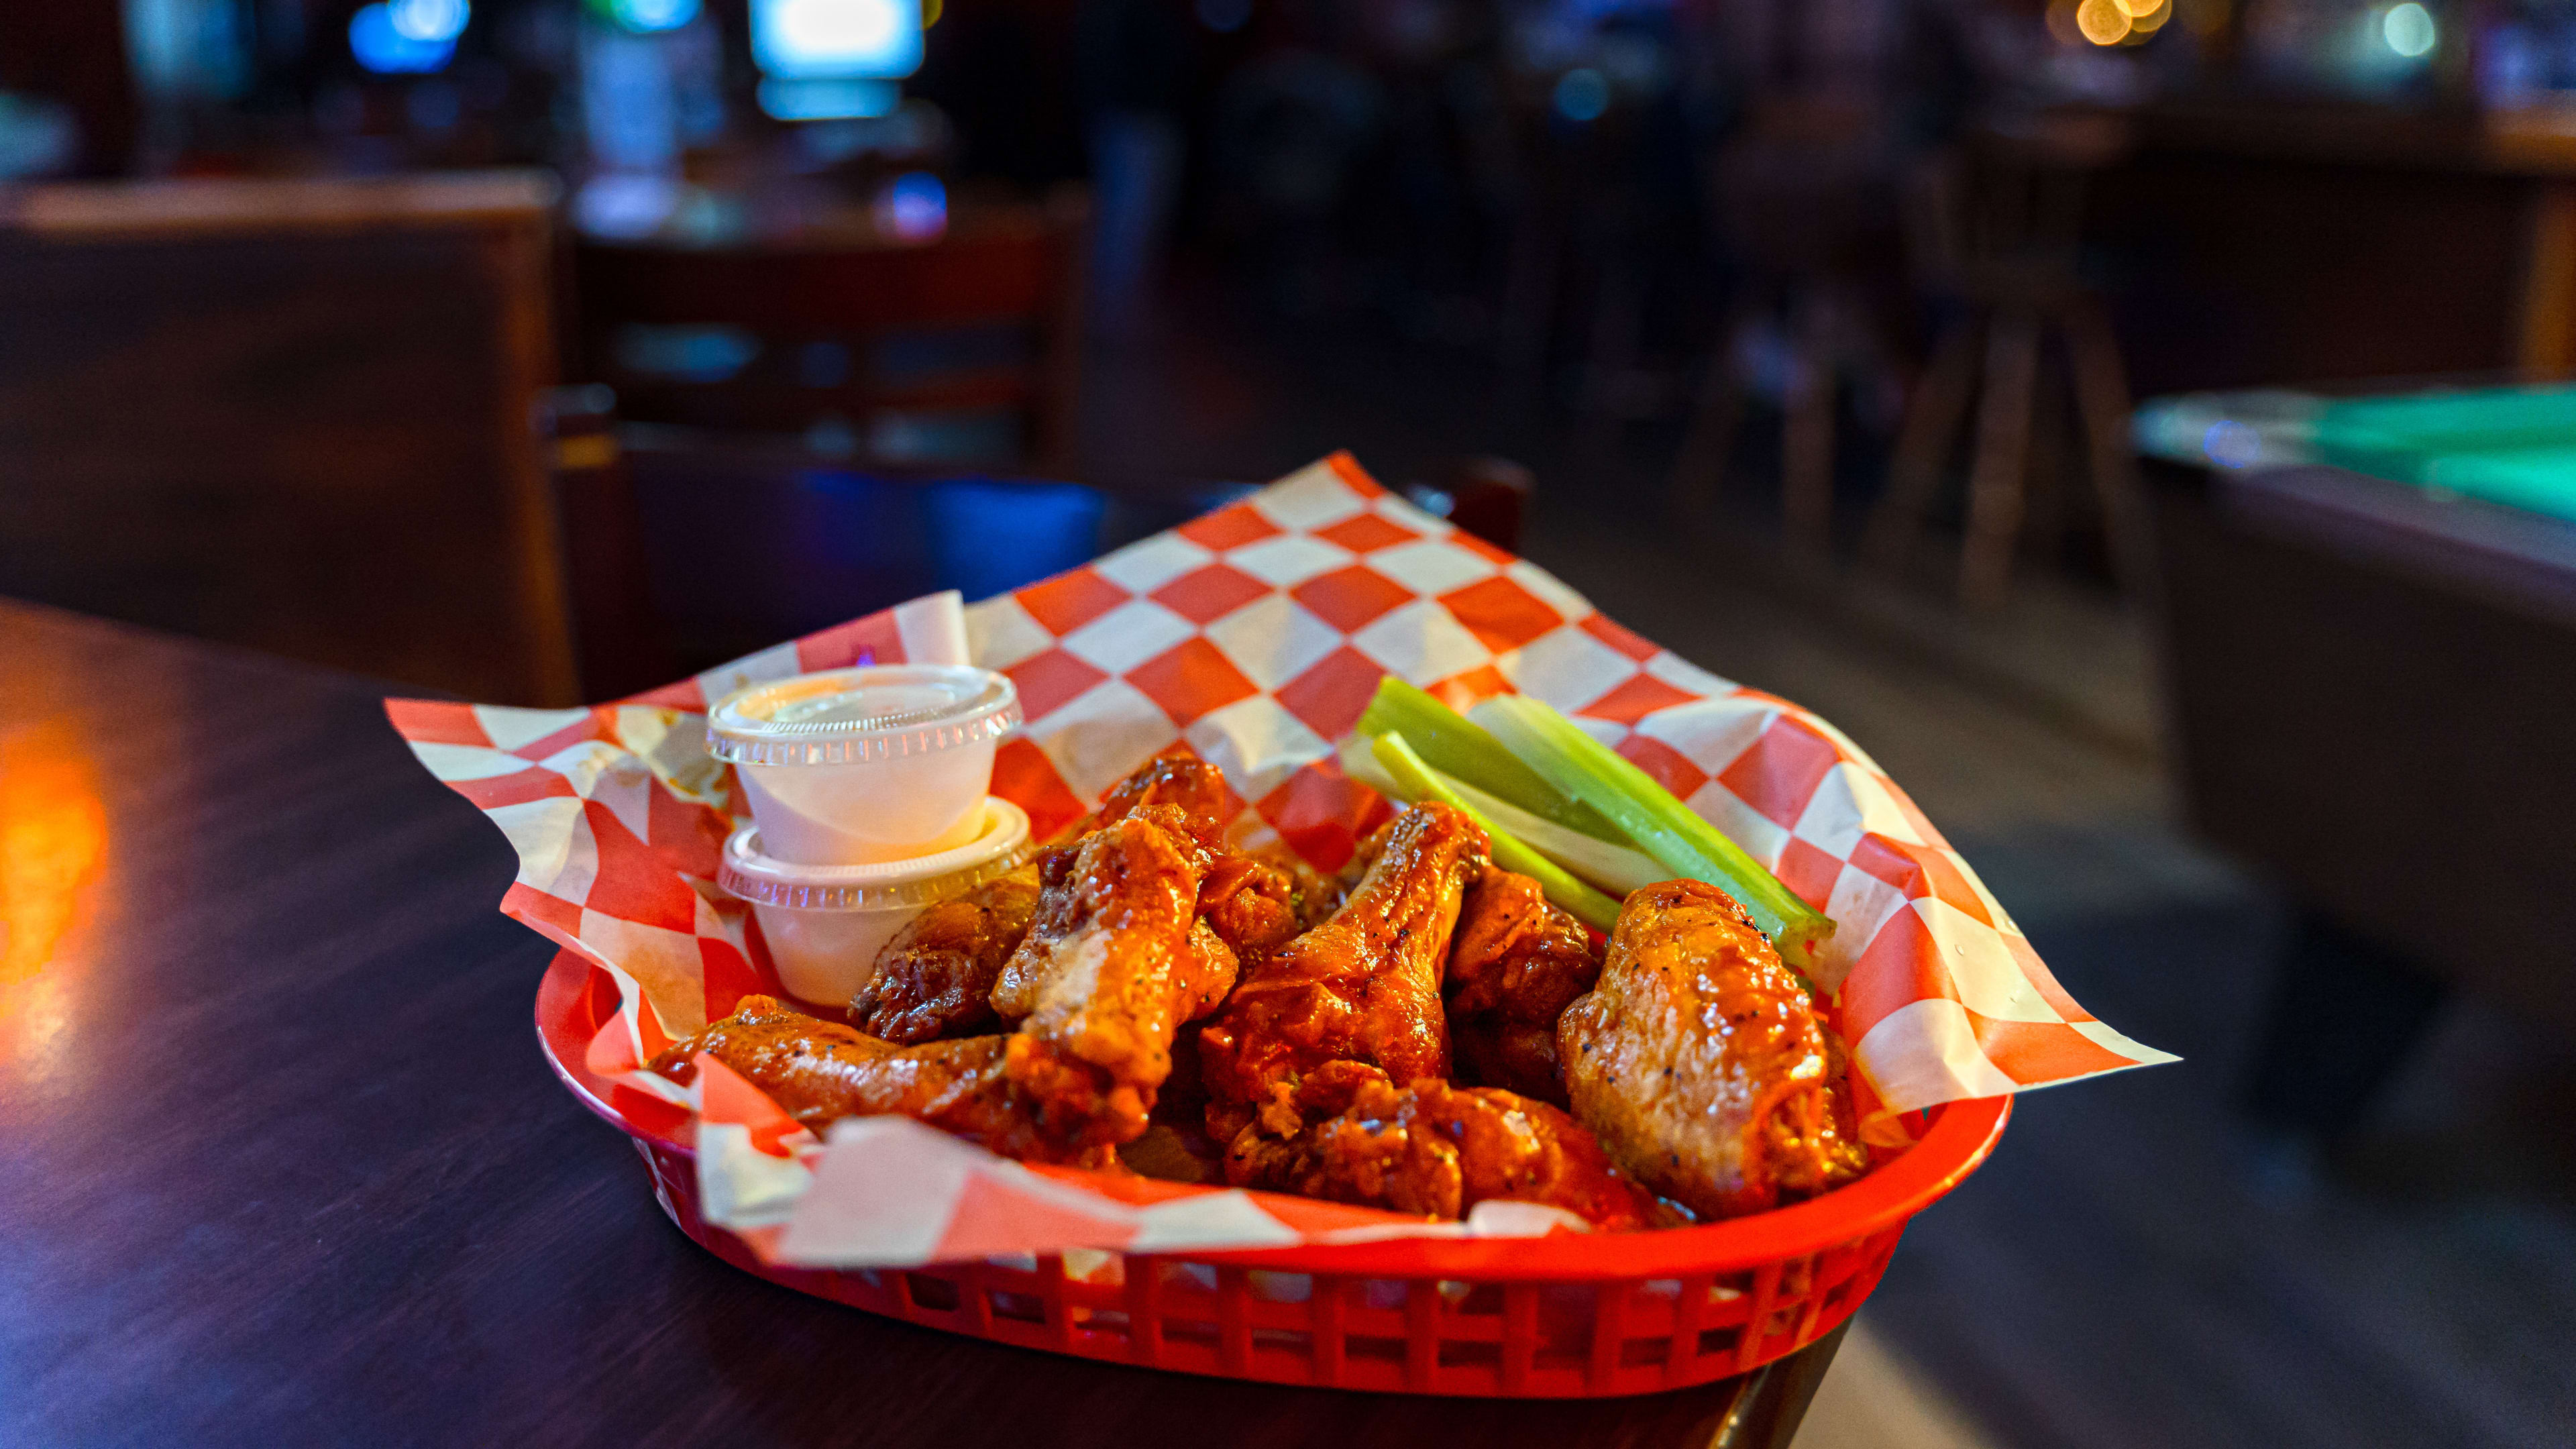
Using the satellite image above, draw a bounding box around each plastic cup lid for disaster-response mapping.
[718,797,1032,910]
[706,665,1020,767]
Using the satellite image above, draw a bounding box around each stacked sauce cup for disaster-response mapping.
[706,665,1028,1006]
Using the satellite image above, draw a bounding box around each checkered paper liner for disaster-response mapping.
[391,454,2169,1267]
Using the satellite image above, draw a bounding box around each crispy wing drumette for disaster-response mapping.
[1071,757,1313,965]
[849,862,1042,1043]
[1043,754,1322,966]
[850,755,1288,1044]
[1559,880,1869,1220]
[1445,865,1603,1105]
[990,806,1240,1150]
[647,995,1102,1166]
[1056,754,1236,845]
[1197,802,1486,1142]
[1223,1061,1655,1230]
[1338,817,1397,892]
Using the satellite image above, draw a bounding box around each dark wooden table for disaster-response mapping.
[0,598,1839,1448]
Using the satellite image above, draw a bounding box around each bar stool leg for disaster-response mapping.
[1781,288,1839,555]
[2063,298,2153,600]
[1863,316,1982,574]
[1960,309,2040,608]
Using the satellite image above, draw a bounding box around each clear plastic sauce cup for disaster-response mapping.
[718,798,1032,1008]
[707,665,1020,867]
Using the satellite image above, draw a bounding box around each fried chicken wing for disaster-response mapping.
[1261,845,1344,930]
[1197,802,1486,1141]
[1196,851,1306,963]
[989,807,1239,1150]
[1067,757,1320,963]
[647,995,1100,1165]
[1223,1061,1655,1229]
[1558,879,1868,1220]
[1339,818,1397,892]
[848,862,1042,1043]
[849,757,1259,1046]
[1050,754,1234,848]
[1445,866,1603,1105]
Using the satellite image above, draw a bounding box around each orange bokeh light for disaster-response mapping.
[1,724,108,985]
[2076,0,2131,44]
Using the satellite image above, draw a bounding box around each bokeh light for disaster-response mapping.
[2045,0,2086,46]
[575,172,683,237]
[757,76,901,120]
[608,0,702,34]
[0,724,107,1095]
[350,2,458,72]
[875,170,948,243]
[2076,0,2131,45]
[753,0,923,80]
[388,0,469,43]
[1552,67,1610,123]
[0,727,105,986]
[2204,419,2264,468]
[2383,2,2437,57]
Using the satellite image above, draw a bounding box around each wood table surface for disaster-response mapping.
[0,599,1840,1449]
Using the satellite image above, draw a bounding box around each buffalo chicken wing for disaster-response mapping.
[849,757,1234,1044]
[847,861,1043,1043]
[1444,865,1603,1104]
[990,806,1240,1150]
[1055,754,1235,845]
[1558,879,1868,1220]
[1223,1061,1655,1229]
[647,995,1102,1166]
[1197,802,1485,1141]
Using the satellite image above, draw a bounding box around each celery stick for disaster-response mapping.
[1338,732,1406,798]
[1356,678,1623,842]
[1340,736,1665,896]
[1474,695,1834,968]
[1368,733,1623,932]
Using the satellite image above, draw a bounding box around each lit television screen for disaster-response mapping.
[751,0,923,79]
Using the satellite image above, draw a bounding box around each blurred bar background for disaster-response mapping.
[3,1,2573,1445]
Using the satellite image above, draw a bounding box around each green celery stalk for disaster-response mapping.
[1368,732,1623,932]
[1356,678,1624,843]
[1474,695,1834,969]
[1339,736,1666,896]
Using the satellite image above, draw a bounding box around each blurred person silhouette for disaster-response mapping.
[1079,0,1197,336]
[1359,0,1509,335]
[1668,0,2000,543]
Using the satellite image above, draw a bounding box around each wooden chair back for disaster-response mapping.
[572,192,1086,470]
[0,172,579,704]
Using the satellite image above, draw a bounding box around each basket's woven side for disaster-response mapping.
[633,1141,1899,1396]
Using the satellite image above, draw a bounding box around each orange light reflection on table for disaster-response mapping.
[1,724,109,1084]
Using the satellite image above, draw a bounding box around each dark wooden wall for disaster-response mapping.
[2091,151,2538,398]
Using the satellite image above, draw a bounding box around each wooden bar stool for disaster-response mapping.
[1864,113,2150,607]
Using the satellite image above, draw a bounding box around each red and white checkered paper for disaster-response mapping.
[392,453,2169,1266]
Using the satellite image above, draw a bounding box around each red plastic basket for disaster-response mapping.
[537,949,2008,1397]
